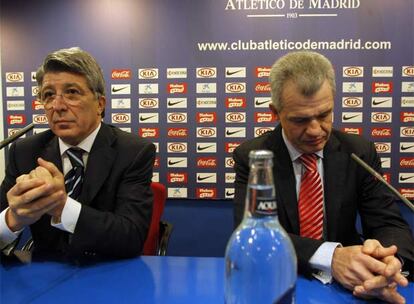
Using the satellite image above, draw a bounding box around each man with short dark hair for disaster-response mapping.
[233,51,414,303]
[0,47,155,261]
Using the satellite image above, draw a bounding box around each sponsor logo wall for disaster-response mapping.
[1,0,413,200]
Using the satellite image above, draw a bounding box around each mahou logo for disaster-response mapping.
[400,188,414,200]
[197,157,217,168]
[168,113,187,123]
[197,113,216,123]
[111,69,131,79]
[8,114,26,125]
[342,127,362,135]
[371,127,392,137]
[112,113,130,123]
[154,157,160,168]
[255,67,271,78]
[167,128,188,137]
[255,112,275,123]
[226,97,246,108]
[400,157,414,168]
[33,114,48,124]
[168,173,188,183]
[139,98,158,108]
[226,82,245,93]
[343,66,363,77]
[139,68,158,79]
[383,173,391,183]
[196,188,217,199]
[225,142,240,153]
[197,68,216,78]
[32,100,44,110]
[255,82,271,93]
[167,83,187,94]
[372,82,393,93]
[375,143,391,153]
[401,127,414,137]
[400,112,414,123]
[372,112,391,122]
[139,128,159,138]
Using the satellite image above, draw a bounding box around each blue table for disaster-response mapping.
[1,256,413,303]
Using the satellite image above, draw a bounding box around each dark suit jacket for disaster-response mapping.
[233,125,414,278]
[0,123,155,262]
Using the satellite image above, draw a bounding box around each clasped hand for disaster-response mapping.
[6,158,67,231]
[332,239,408,304]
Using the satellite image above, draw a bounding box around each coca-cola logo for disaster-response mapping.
[112,113,130,123]
[375,143,391,153]
[344,67,363,77]
[343,97,362,107]
[167,128,188,137]
[168,113,186,122]
[168,143,186,152]
[197,157,217,168]
[196,188,217,199]
[111,69,131,79]
[372,113,391,122]
[167,83,187,94]
[371,128,392,137]
[197,127,216,137]
[400,157,414,168]
[255,82,271,92]
[372,82,393,93]
[139,128,159,138]
[226,83,245,93]
[139,69,158,79]
[197,68,216,78]
[255,67,271,78]
[139,98,158,108]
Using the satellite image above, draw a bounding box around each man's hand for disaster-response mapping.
[331,240,408,304]
[5,158,67,231]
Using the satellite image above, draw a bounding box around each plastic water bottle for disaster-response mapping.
[225,150,297,304]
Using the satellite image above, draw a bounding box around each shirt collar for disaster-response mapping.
[281,127,324,162]
[59,123,101,156]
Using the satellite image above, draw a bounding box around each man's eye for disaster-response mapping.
[42,91,54,100]
[65,88,81,98]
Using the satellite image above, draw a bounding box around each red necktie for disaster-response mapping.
[298,154,324,239]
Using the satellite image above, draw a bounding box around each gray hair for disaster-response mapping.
[269,51,336,112]
[36,47,106,116]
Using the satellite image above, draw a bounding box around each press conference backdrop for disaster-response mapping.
[1,0,413,200]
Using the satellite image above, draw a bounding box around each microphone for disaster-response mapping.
[351,153,414,212]
[0,123,35,150]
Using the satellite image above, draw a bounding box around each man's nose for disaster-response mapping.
[306,119,322,135]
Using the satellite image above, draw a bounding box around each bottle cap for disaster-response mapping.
[248,149,273,159]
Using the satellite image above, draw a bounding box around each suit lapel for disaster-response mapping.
[79,124,117,205]
[323,134,347,241]
[267,126,300,233]
[41,134,63,172]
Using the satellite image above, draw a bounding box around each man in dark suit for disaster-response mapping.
[233,51,414,303]
[0,47,155,262]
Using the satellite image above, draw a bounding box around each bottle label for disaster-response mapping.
[254,198,277,216]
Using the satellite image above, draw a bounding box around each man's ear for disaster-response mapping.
[97,96,106,116]
[269,103,279,121]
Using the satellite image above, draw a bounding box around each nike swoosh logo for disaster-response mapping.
[226,191,235,196]
[400,175,414,181]
[112,86,129,93]
[168,100,184,106]
[168,160,184,166]
[255,99,271,106]
[197,144,214,151]
[197,175,214,181]
[343,114,361,121]
[401,145,414,151]
[226,69,243,76]
[372,99,390,106]
[139,115,157,121]
[226,130,242,136]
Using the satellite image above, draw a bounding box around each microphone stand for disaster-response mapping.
[351,153,414,212]
[0,123,34,150]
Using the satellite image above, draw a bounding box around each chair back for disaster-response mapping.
[143,182,167,255]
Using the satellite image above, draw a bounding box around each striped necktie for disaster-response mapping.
[64,148,84,200]
[298,154,324,240]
